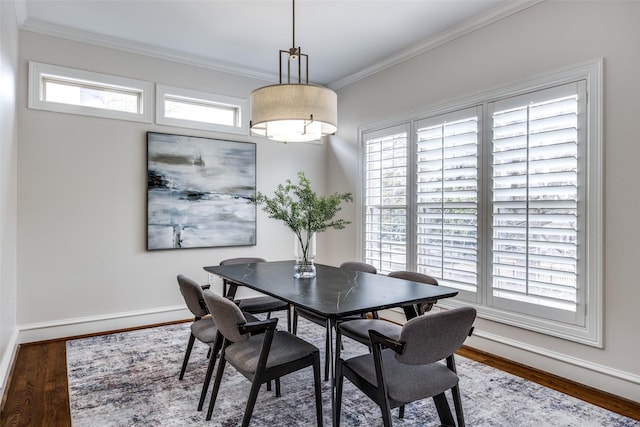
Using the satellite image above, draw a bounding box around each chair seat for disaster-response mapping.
[344,349,459,405]
[338,319,402,344]
[238,295,289,313]
[191,317,217,343]
[226,331,319,375]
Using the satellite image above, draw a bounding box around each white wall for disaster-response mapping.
[328,1,640,402]
[16,31,329,341]
[0,0,19,397]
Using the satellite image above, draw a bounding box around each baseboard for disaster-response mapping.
[17,305,191,343]
[0,328,19,410]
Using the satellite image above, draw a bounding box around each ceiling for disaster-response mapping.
[15,0,538,89]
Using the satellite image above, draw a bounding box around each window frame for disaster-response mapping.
[358,59,603,346]
[156,84,249,135]
[28,61,152,123]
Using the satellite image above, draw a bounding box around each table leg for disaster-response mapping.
[326,318,336,426]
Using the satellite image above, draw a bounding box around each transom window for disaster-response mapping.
[28,61,152,122]
[156,85,248,134]
[361,60,602,345]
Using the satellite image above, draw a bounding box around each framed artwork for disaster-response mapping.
[146,132,256,250]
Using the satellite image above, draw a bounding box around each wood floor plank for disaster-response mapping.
[43,342,71,427]
[1,345,42,426]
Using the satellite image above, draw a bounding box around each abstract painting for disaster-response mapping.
[146,132,256,250]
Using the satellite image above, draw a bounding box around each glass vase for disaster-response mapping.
[293,231,316,278]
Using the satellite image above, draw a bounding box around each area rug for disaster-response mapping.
[67,314,638,426]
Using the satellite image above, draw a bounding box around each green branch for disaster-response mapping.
[255,171,353,235]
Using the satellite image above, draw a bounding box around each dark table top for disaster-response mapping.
[204,260,458,319]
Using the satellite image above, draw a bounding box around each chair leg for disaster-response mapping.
[335,359,344,427]
[242,380,263,427]
[451,385,466,427]
[379,395,393,427]
[335,329,342,362]
[399,405,405,418]
[292,309,299,335]
[206,354,227,421]
[432,392,455,426]
[198,353,215,411]
[312,353,324,427]
[198,338,222,411]
[179,333,196,380]
[324,328,330,381]
[275,377,281,397]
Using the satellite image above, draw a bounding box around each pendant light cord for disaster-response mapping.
[292,0,296,50]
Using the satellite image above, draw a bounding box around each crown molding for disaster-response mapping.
[19,18,279,84]
[328,0,544,90]
[13,0,27,26]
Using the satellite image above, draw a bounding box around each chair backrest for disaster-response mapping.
[340,261,377,274]
[177,274,208,317]
[389,271,439,316]
[202,289,250,343]
[395,306,476,366]
[219,258,267,296]
[387,270,438,285]
[220,257,266,266]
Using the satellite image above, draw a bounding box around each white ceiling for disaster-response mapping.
[16,0,538,89]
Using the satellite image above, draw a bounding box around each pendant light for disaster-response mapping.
[249,0,337,143]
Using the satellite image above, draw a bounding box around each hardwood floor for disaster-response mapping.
[1,340,70,427]
[1,325,639,426]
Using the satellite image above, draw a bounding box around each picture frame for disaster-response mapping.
[146,132,256,250]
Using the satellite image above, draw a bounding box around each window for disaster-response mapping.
[488,83,585,325]
[156,85,248,134]
[28,62,152,122]
[363,125,409,273]
[361,60,602,345]
[415,107,481,294]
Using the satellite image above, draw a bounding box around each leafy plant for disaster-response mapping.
[255,171,352,270]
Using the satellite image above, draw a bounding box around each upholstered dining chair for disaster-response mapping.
[336,270,439,357]
[335,306,476,427]
[219,257,292,332]
[177,274,261,412]
[292,261,377,380]
[176,274,217,381]
[334,270,440,418]
[202,289,323,426]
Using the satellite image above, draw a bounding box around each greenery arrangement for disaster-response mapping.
[255,171,353,276]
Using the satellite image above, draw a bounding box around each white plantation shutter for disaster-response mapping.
[415,107,480,295]
[363,125,409,274]
[489,82,586,324]
[360,61,601,343]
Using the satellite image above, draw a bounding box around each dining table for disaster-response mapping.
[203,260,459,425]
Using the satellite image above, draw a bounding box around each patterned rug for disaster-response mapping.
[67,314,638,426]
